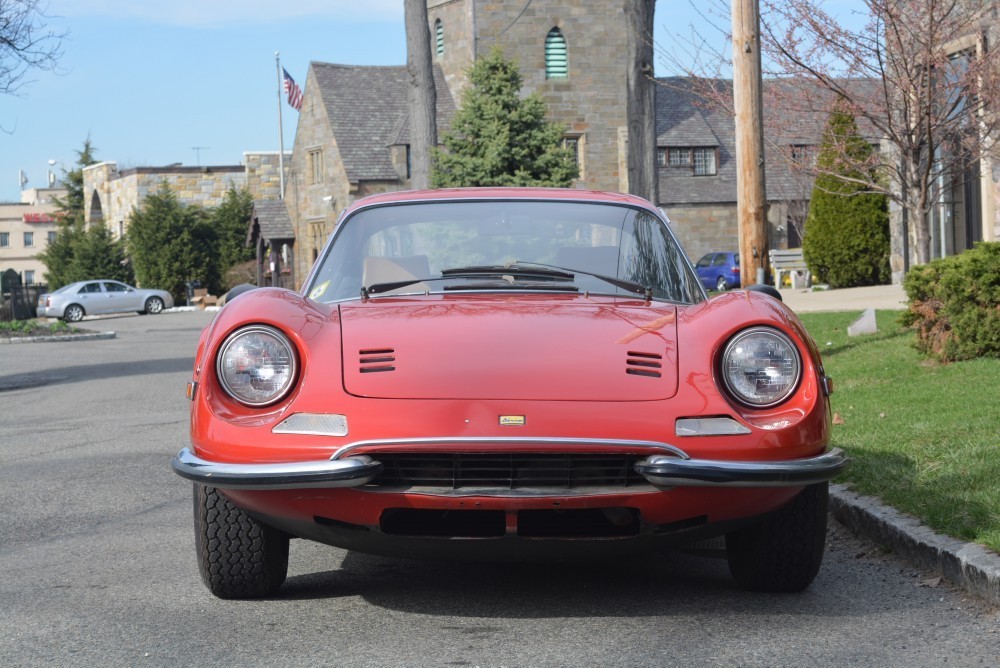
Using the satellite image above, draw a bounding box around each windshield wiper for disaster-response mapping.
[440,264,575,281]
[361,267,575,299]
[507,260,652,299]
[361,261,650,300]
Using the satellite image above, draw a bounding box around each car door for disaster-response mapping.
[75,281,105,313]
[102,281,142,314]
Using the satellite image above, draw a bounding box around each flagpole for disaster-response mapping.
[275,51,286,200]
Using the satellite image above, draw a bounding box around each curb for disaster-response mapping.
[831,483,1000,606]
[0,331,116,344]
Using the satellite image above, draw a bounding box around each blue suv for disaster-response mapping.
[694,252,741,291]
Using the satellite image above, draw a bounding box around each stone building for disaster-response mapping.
[279,0,850,286]
[81,152,288,238]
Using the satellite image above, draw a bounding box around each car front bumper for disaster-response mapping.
[171,445,847,491]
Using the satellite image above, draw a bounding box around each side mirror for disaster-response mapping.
[746,284,782,301]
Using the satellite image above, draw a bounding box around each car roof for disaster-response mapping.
[343,187,661,215]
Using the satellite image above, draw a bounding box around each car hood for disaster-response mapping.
[339,298,679,401]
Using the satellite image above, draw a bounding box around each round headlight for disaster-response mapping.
[721,327,802,407]
[216,325,298,406]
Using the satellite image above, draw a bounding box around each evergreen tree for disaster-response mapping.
[211,185,255,283]
[803,109,890,288]
[432,48,578,187]
[71,224,132,284]
[126,182,215,301]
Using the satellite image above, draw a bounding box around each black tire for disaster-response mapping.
[716,276,728,292]
[63,304,85,322]
[144,296,164,315]
[725,482,829,592]
[193,484,289,599]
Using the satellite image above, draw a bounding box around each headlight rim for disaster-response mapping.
[216,324,299,408]
[720,326,802,409]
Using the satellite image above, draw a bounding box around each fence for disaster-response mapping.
[0,281,47,322]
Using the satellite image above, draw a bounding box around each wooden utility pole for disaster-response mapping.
[404,0,437,190]
[731,0,768,286]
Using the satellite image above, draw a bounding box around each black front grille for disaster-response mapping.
[367,453,648,491]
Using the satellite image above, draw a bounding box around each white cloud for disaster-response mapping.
[49,0,403,28]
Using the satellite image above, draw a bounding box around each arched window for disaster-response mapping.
[545,28,568,78]
[435,19,444,57]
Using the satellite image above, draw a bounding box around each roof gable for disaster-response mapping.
[310,62,456,183]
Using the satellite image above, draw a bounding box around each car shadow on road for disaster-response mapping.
[0,358,194,391]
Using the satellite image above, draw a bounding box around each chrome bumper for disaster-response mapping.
[634,448,848,487]
[171,447,382,490]
[172,445,846,491]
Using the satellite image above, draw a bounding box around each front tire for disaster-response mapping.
[725,482,829,592]
[144,296,164,315]
[63,304,85,322]
[193,484,289,599]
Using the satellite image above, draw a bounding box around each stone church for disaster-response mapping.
[267,0,825,288]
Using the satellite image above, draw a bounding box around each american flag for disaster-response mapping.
[283,68,303,111]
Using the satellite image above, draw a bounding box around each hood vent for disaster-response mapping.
[360,348,396,373]
[626,351,662,378]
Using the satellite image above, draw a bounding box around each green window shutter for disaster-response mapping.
[435,19,444,56]
[545,28,568,78]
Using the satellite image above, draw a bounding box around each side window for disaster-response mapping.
[695,254,713,268]
[104,282,128,293]
[712,254,728,267]
[81,283,102,294]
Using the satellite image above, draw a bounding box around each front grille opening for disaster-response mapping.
[380,508,505,537]
[370,454,647,491]
[517,508,641,538]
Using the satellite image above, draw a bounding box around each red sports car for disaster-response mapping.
[172,188,846,598]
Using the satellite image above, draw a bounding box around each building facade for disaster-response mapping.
[82,152,288,237]
[0,187,66,286]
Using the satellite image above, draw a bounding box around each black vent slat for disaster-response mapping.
[626,350,663,378]
[370,453,647,490]
[360,348,396,373]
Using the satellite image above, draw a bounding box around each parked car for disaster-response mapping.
[37,280,174,321]
[171,188,845,599]
[694,251,741,291]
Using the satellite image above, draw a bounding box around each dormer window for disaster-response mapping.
[663,147,717,176]
[435,19,444,57]
[545,28,568,78]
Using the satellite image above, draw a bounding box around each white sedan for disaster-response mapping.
[37,280,174,321]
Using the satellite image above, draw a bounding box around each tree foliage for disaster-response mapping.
[432,48,578,187]
[126,182,216,302]
[212,185,255,280]
[0,0,65,97]
[37,138,132,288]
[803,109,889,288]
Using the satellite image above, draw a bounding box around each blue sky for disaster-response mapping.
[1,0,863,203]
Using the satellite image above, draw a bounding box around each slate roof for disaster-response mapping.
[248,199,294,244]
[312,62,456,184]
[655,76,882,206]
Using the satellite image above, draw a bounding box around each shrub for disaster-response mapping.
[901,242,1000,361]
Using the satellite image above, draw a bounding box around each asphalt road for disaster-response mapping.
[1,310,997,667]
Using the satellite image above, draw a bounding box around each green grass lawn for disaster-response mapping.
[799,311,1000,553]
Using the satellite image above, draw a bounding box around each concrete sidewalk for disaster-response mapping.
[777,283,908,313]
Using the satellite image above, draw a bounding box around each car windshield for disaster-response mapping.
[305,200,704,304]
